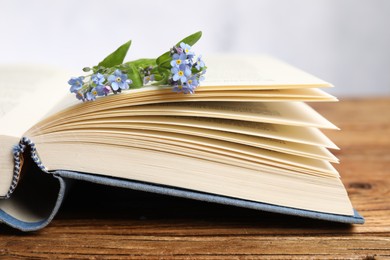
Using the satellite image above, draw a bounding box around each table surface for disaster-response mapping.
[0,98,389,259]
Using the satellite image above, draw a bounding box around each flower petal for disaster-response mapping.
[184,67,191,76]
[108,75,116,82]
[173,74,180,81]
[121,82,129,90]
[114,69,122,76]
[171,67,179,73]
[111,82,119,91]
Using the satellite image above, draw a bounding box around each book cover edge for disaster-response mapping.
[55,170,364,224]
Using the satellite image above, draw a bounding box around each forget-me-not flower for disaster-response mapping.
[195,55,205,70]
[75,91,84,101]
[143,74,155,85]
[180,42,194,57]
[96,85,111,96]
[86,88,98,101]
[187,76,199,90]
[171,64,191,82]
[91,73,105,86]
[170,53,187,67]
[68,76,84,93]
[108,69,132,91]
[172,83,194,94]
[169,41,206,94]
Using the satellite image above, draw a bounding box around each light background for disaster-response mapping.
[0,0,389,97]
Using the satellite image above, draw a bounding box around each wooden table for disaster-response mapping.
[1,98,389,259]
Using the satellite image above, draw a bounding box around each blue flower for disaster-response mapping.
[172,84,181,93]
[170,53,187,67]
[195,55,205,70]
[68,76,84,93]
[200,70,206,81]
[108,69,132,91]
[172,83,193,94]
[172,83,185,93]
[96,85,111,96]
[85,88,98,101]
[91,73,105,86]
[172,45,183,54]
[187,76,199,89]
[143,74,155,85]
[180,42,194,57]
[171,64,191,82]
[75,91,85,101]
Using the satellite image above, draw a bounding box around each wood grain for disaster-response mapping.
[1,98,389,259]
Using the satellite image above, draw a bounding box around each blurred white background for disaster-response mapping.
[0,0,389,97]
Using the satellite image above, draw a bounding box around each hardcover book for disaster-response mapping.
[0,55,364,231]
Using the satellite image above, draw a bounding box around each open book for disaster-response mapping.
[0,55,364,231]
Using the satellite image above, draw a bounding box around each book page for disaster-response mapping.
[0,64,70,137]
[32,129,338,176]
[201,54,332,89]
[132,101,338,129]
[34,118,338,162]
[32,115,338,149]
[32,141,354,215]
[31,101,339,139]
[79,101,337,129]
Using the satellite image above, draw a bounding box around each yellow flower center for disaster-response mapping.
[188,80,192,84]
[176,60,181,65]
[116,77,121,82]
[92,90,97,95]
[178,71,184,76]
[178,85,183,90]
[185,49,189,53]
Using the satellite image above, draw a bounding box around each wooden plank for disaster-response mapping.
[0,98,389,259]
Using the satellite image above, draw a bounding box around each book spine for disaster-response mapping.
[4,137,48,199]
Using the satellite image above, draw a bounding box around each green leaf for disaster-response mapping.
[175,31,202,47]
[124,58,156,69]
[153,74,163,81]
[152,68,170,86]
[126,63,143,88]
[156,31,202,65]
[98,40,132,68]
[157,66,170,75]
[191,66,207,74]
[159,60,172,69]
[156,52,171,66]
